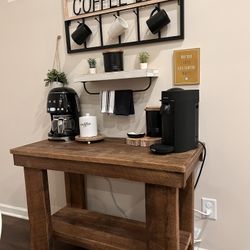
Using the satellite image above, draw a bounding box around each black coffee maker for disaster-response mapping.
[150,88,199,154]
[47,87,80,141]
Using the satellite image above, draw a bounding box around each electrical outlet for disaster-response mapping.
[201,197,217,220]
[194,227,201,239]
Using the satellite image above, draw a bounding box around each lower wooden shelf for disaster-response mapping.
[52,206,191,250]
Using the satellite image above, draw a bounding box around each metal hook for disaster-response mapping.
[133,9,138,16]
[113,14,117,19]
[95,17,101,23]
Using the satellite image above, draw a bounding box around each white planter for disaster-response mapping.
[89,68,96,74]
[140,63,148,70]
[51,82,63,88]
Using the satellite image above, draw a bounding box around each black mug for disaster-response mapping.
[146,7,170,34]
[71,22,92,45]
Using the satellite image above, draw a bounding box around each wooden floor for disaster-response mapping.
[0,215,85,250]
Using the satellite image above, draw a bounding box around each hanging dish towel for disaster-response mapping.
[100,90,115,114]
[114,90,135,116]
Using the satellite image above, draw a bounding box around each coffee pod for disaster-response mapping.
[79,113,97,137]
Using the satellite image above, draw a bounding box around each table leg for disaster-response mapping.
[179,173,194,250]
[64,173,86,209]
[146,184,180,250]
[24,168,53,250]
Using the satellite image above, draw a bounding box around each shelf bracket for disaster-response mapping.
[133,77,152,92]
[82,77,152,95]
[83,82,99,95]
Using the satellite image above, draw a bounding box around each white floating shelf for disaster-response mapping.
[74,69,159,83]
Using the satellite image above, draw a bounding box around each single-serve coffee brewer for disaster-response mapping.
[47,87,80,141]
[150,88,199,154]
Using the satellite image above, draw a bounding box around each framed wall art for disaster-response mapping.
[173,48,200,85]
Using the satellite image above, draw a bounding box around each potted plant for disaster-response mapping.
[139,51,149,69]
[88,58,97,74]
[44,69,68,87]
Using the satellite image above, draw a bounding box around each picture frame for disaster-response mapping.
[173,48,200,85]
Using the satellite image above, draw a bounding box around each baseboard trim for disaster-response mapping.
[0,203,28,220]
[0,203,62,220]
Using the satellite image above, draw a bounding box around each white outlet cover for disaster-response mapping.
[201,197,217,220]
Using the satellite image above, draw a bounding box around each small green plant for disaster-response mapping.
[139,51,150,63]
[88,58,96,68]
[44,69,68,87]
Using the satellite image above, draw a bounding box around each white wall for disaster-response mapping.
[1,0,250,249]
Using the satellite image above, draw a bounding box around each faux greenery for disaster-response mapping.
[88,58,96,68]
[44,69,68,87]
[139,51,150,63]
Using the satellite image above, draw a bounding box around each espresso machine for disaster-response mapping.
[150,88,199,154]
[47,87,80,141]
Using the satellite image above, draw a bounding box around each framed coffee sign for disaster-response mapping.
[63,0,185,53]
[173,48,200,85]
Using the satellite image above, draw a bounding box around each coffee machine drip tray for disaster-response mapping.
[48,134,75,142]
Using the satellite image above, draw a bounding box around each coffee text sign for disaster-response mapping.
[173,48,200,85]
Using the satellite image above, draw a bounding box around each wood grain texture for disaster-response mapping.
[13,155,184,188]
[10,138,203,174]
[64,173,86,209]
[52,206,190,250]
[24,168,53,250]
[126,137,161,147]
[10,138,201,250]
[0,215,85,250]
[146,184,180,250]
[63,0,69,19]
[179,174,194,250]
[0,215,30,250]
[64,0,175,21]
[179,231,192,250]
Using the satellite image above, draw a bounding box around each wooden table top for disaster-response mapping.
[10,138,203,174]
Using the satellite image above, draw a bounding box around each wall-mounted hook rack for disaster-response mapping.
[63,0,184,53]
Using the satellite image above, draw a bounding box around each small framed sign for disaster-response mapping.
[173,48,200,85]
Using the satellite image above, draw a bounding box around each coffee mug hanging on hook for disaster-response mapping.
[71,21,92,45]
[146,7,170,34]
[108,15,129,39]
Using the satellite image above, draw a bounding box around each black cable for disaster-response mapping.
[194,141,207,189]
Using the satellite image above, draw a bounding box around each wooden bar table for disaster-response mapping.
[10,138,203,250]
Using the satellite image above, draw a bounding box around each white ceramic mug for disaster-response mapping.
[108,16,128,39]
[79,114,97,137]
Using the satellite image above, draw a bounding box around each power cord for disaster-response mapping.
[194,208,212,217]
[104,177,128,218]
[194,239,202,244]
[194,141,207,189]
[193,208,211,248]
